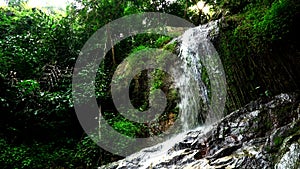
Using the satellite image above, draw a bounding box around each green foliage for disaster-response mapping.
[155,36,172,48]
[0,138,76,169]
[163,41,177,52]
[256,0,298,41]
[218,0,299,52]
[131,45,150,54]
[8,0,28,7]
[16,79,40,95]
[0,7,75,101]
[112,120,141,137]
[274,136,284,147]
[2,0,298,167]
[215,0,299,112]
[123,1,141,15]
[0,136,119,168]
[150,69,165,91]
[0,5,83,168]
[0,0,189,167]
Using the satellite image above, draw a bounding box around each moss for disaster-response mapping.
[201,64,211,99]
[155,36,172,48]
[274,136,284,147]
[265,119,300,163]
[163,41,177,52]
[117,44,180,135]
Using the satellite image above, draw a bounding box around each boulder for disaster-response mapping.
[99,93,300,169]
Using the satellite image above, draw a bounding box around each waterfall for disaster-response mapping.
[175,20,222,131]
[100,20,226,168]
[73,13,227,164]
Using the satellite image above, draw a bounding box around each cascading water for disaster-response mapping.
[175,19,222,131]
[100,20,226,169]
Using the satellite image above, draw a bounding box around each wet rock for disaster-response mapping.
[275,142,300,169]
[99,92,299,169]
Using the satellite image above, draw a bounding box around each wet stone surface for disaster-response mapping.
[99,93,299,169]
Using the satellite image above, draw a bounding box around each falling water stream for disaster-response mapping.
[109,20,225,168]
[176,20,219,131]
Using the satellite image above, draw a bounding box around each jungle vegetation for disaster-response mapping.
[0,0,299,168]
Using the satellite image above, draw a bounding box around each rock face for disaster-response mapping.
[100,93,300,169]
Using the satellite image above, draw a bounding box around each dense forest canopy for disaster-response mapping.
[0,0,299,168]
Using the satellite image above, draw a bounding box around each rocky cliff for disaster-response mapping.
[100,92,300,168]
